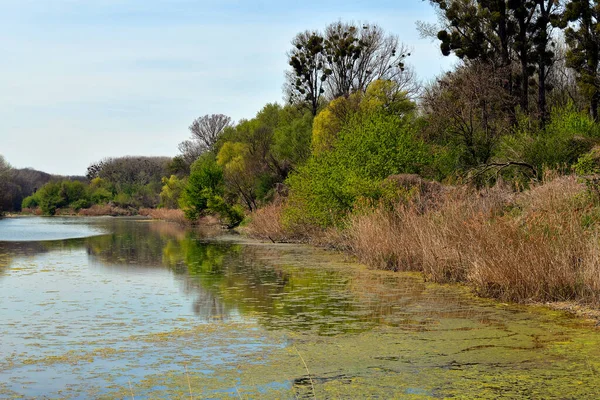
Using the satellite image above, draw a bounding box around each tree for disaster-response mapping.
[532,0,563,123]
[285,22,415,107]
[86,156,170,189]
[564,0,600,120]
[323,22,413,98]
[286,31,330,116]
[177,114,232,168]
[0,156,13,213]
[422,62,514,169]
[160,175,186,209]
[180,154,224,220]
[217,142,258,211]
[425,0,561,121]
[189,114,232,150]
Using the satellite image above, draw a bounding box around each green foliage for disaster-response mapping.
[285,110,430,227]
[89,187,112,204]
[70,198,92,211]
[21,194,39,209]
[180,154,225,221]
[272,106,313,167]
[498,105,600,173]
[36,182,64,215]
[207,196,245,228]
[574,147,600,175]
[160,175,186,209]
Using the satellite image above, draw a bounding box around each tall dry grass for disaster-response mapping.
[77,204,133,216]
[244,200,346,247]
[243,201,304,242]
[346,176,600,304]
[139,208,188,225]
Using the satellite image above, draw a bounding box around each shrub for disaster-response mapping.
[70,198,91,211]
[285,111,431,228]
[346,175,600,303]
[180,154,224,220]
[22,194,39,209]
[498,105,600,174]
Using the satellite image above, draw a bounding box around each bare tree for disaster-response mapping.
[323,22,412,98]
[177,140,205,166]
[178,114,232,167]
[189,114,232,150]
[547,39,586,111]
[421,62,514,168]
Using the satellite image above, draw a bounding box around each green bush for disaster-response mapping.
[574,147,600,175]
[285,111,431,228]
[22,194,39,209]
[498,105,600,174]
[180,154,225,220]
[70,198,92,211]
[90,187,113,204]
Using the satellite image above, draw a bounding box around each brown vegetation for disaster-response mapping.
[138,208,188,225]
[77,204,133,217]
[248,175,600,306]
[347,175,600,304]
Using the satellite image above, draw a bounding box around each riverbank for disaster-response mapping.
[243,174,600,322]
[17,206,223,227]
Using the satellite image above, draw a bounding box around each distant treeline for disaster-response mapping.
[0,156,85,214]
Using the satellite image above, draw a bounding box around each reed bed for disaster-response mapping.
[346,176,600,304]
[139,208,188,225]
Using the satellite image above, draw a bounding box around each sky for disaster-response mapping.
[0,0,456,176]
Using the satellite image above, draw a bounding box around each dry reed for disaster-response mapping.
[139,208,188,225]
[346,175,600,304]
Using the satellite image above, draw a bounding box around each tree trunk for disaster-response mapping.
[591,91,599,122]
[538,62,547,126]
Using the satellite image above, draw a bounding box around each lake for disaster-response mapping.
[1,217,599,398]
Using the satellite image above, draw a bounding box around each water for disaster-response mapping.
[1,217,600,398]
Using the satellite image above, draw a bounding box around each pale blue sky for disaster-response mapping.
[0,0,455,175]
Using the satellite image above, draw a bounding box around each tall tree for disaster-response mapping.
[323,22,412,98]
[188,114,232,151]
[426,0,561,121]
[564,0,600,120]
[286,22,414,106]
[177,114,232,168]
[287,31,330,116]
[532,0,562,123]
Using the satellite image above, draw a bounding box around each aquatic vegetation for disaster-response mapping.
[1,218,600,398]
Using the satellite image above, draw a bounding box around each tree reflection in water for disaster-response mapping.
[1,218,432,334]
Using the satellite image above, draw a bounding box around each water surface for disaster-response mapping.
[1,217,599,398]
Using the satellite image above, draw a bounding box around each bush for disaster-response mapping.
[22,194,39,209]
[70,199,92,211]
[574,146,600,175]
[180,154,225,221]
[498,105,600,174]
[285,111,431,228]
[90,187,112,204]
